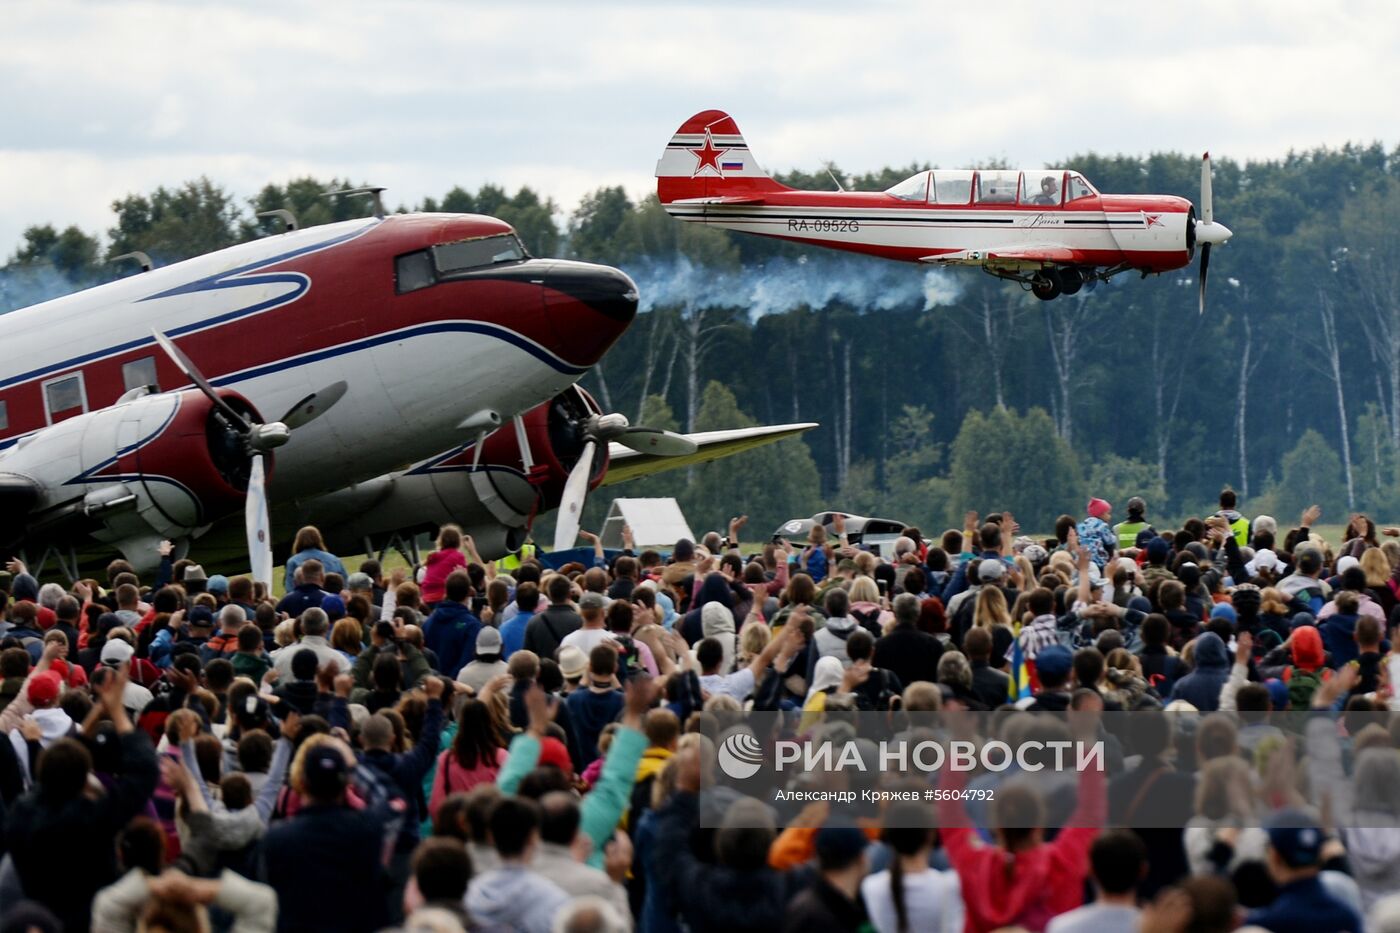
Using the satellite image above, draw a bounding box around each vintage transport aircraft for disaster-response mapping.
[0,204,814,580]
[657,110,1233,311]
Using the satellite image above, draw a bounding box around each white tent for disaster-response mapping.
[600,497,694,550]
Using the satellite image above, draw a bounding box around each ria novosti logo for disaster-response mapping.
[715,733,1107,781]
[718,732,765,779]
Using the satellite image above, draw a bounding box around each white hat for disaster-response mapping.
[1248,549,1280,576]
[100,638,135,667]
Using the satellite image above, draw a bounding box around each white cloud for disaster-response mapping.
[2,0,1398,255]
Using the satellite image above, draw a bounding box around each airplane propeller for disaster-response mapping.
[551,412,697,552]
[1195,152,1233,314]
[152,330,347,586]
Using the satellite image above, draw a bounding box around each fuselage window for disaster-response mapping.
[395,251,435,294]
[432,234,526,275]
[0,401,8,431]
[122,356,158,392]
[44,373,87,424]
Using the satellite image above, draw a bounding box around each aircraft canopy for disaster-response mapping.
[885,170,1098,206]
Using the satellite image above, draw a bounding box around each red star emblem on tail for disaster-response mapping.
[1144,213,1163,228]
[688,130,730,178]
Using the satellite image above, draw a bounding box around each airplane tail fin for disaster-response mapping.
[656,110,791,204]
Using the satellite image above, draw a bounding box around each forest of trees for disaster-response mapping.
[6,142,1400,536]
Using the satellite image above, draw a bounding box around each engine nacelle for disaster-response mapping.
[0,388,266,570]
[306,387,607,559]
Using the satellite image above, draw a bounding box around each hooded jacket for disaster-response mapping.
[1319,610,1362,666]
[680,573,735,645]
[1168,633,1230,712]
[421,600,482,676]
[466,864,570,933]
[812,614,858,667]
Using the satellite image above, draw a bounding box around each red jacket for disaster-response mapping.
[938,765,1105,932]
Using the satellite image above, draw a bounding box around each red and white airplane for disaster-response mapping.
[657,110,1233,311]
[0,207,814,579]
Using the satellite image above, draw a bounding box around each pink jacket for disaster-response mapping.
[428,746,506,816]
[421,549,468,605]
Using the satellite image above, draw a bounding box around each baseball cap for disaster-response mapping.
[475,626,503,655]
[1265,678,1290,711]
[27,670,62,706]
[347,572,374,591]
[977,560,1007,583]
[302,744,350,797]
[1034,644,1072,679]
[579,592,607,612]
[558,645,588,680]
[1266,808,1325,867]
[100,639,135,667]
[320,595,346,620]
[188,606,215,628]
[206,574,229,595]
[1146,537,1171,561]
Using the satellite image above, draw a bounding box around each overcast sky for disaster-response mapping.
[3,0,1398,255]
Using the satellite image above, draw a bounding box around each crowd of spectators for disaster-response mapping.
[0,493,1395,931]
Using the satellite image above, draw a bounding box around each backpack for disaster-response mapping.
[1283,666,1323,709]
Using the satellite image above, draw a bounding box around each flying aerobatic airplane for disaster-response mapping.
[657,110,1233,311]
[0,205,814,580]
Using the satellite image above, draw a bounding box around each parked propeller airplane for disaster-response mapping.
[657,110,1233,312]
[0,206,815,581]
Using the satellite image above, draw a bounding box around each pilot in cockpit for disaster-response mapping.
[1031,175,1060,206]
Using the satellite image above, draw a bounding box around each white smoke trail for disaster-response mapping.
[0,264,86,314]
[622,254,963,318]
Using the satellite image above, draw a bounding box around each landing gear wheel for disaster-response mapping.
[1058,268,1084,296]
[1031,270,1063,300]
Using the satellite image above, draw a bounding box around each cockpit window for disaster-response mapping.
[1020,172,1063,206]
[886,172,930,202]
[976,170,1019,204]
[1066,173,1096,202]
[433,234,526,274]
[395,251,434,293]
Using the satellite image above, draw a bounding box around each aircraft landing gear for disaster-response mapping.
[1058,268,1085,296]
[1031,270,1063,300]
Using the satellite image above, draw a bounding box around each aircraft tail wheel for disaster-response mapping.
[1031,270,1062,300]
[1059,269,1084,296]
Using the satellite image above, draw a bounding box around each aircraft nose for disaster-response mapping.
[541,261,639,366]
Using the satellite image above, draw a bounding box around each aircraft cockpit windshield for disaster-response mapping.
[395,233,527,294]
[433,234,526,274]
[885,171,930,201]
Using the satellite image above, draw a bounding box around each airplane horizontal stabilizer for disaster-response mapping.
[601,422,818,487]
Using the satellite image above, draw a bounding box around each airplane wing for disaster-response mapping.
[920,245,1080,265]
[601,422,818,486]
